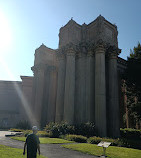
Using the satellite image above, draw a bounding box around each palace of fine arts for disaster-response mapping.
[0,15,127,138]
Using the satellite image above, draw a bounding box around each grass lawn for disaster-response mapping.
[62,143,141,158]
[0,144,47,158]
[11,137,73,144]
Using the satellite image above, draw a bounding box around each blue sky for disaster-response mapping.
[0,0,141,81]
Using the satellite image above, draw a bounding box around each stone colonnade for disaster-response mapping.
[32,40,120,138]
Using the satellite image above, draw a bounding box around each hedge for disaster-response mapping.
[65,134,87,143]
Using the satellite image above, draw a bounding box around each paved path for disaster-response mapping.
[0,131,98,158]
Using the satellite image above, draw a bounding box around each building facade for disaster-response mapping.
[31,15,126,138]
[0,76,33,128]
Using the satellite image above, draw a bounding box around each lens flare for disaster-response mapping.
[0,57,39,128]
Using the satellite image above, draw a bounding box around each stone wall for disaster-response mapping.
[0,77,33,128]
[0,81,22,128]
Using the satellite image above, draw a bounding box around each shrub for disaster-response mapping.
[118,138,141,149]
[10,128,24,132]
[74,122,95,137]
[120,128,141,140]
[24,130,32,137]
[87,136,118,146]
[88,136,141,150]
[44,122,74,138]
[44,122,96,138]
[65,134,87,143]
[37,131,51,137]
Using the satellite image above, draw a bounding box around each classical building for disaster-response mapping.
[31,15,126,138]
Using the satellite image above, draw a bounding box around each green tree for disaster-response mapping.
[123,42,141,129]
[127,42,141,94]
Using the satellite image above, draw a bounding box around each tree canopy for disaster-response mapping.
[126,42,141,94]
[122,42,141,129]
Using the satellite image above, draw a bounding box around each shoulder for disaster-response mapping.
[27,133,33,137]
[26,134,33,140]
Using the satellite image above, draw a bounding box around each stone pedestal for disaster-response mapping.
[64,48,75,124]
[108,48,120,138]
[55,53,66,122]
[95,43,107,137]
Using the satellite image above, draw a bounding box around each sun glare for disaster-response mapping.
[0,11,12,51]
[0,57,39,127]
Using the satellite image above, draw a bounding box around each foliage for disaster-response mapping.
[122,42,141,128]
[65,134,87,143]
[24,130,32,137]
[37,131,51,137]
[127,42,141,100]
[10,128,24,132]
[87,136,118,146]
[62,143,141,158]
[15,120,31,130]
[44,122,96,138]
[74,122,96,137]
[44,122,74,138]
[122,80,141,128]
[87,128,141,150]
[120,128,141,140]
[23,130,51,137]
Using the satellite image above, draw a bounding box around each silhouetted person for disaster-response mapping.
[23,126,40,158]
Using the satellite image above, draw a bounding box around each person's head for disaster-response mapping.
[32,126,38,134]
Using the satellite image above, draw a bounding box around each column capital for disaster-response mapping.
[56,48,66,60]
[64,43,78,56]
[107,46,121,59]
[31,64,47,73]
[87,41,95,57]
[95,39,107,53]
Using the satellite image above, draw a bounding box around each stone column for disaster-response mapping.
[41,66,50,127]
[85,45,95,123]
[108,47,120,138]
[75,52,86,123]
[47,66,57,123]
[95,40,107,137]
[64,46,76,124]
[55,52,66,122]
[32,64,46,126]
